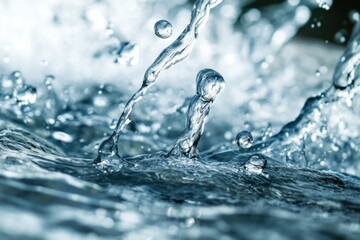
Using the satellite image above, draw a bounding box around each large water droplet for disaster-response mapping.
[154,20,173,39]
[196,69,225,102]
[236,131,253,149]
[244,155,267,174]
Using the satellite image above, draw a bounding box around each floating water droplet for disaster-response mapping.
[349,10,360,23]
[334,29,347,44]
[244,155,267,174]
[224,131,232,140]
[236,131,253,149]
[10,71,24,87]
[14,85,37,106]
[315,70,321,77]
[44,75,55,89]
[154,20,173,39]
[0,76,15,97]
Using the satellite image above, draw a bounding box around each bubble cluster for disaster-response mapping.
[154,20,173,39]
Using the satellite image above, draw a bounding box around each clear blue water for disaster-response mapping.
[1,0,360,239]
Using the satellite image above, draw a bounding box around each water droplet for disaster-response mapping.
[334,30,347,44]
[154,20,173,39]
[196,69,225,102]
[244,155,267,174]
[349,10,360,23]
[44,75,55,89]
[236,131,253,149]
[10,71,24,87]
[315,70,321,77]
[52,131,73,143]
[224,131,232,140]
[14,85,37,106]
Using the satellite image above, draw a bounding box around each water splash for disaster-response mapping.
[169,69,225,158]
[96,0,223,165]
[241,21,360,173]
[333,21,360,90]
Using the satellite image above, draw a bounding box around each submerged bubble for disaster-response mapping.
[154,20,173,39]
[196,69,225,102]
[244,155,267,174]
[14,85,37,106]
[236,131,253,149]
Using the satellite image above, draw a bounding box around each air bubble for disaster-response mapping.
[154,20,173,39]
[236,131,253,149]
